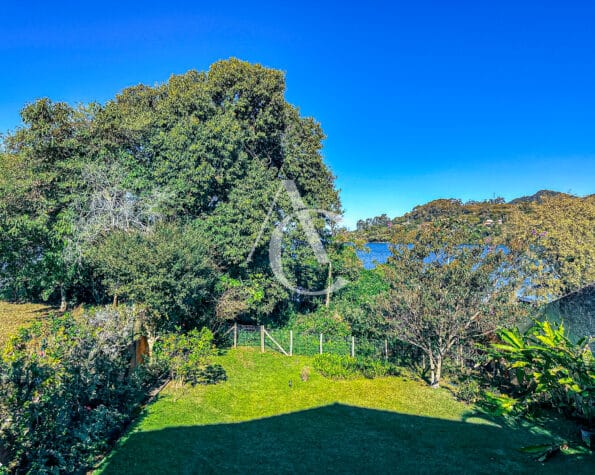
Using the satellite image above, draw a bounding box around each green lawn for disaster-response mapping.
[0,301,53,346]
[98,348,593,474]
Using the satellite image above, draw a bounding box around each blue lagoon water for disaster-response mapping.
[356,242,392,269]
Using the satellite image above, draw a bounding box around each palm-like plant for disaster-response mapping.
[491,320,595,427]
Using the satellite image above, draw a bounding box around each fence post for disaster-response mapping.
[261,325,265,353]
[233,322,238,349]
[351,336,355,358]
[384,339,388,361]
[289,330,293,356]
[319,333,323,354]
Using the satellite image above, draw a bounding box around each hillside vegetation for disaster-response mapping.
[353,193,595,297]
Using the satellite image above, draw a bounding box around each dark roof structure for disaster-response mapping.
[545,283,595,340]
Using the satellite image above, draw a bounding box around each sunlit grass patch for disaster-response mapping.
[0,301,53,346]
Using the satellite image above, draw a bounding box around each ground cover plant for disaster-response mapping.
[312,353,399,379]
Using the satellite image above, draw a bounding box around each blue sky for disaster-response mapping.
[1,1,594,228]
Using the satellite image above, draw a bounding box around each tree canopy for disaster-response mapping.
[508,194,595,297]
[0,58,344,329]
[377,219,530,386]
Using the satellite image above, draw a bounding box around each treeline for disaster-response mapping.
[355,198,512,241]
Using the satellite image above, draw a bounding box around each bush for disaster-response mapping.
[357,358,399,379]
[453,378,482,404]
[290,309,351,337]
[487,320,595,425]
[154,328,226,386]
[312,354,399,380]
[313,354,357,379]
[0,308,155,473]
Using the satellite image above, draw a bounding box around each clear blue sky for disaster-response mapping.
[1,1,594,228]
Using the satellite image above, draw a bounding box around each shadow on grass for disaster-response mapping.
[100,403,593,475]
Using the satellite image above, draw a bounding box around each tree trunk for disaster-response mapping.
[59,286,67,312]
[458,344,464,370]
[428,353,436,386]
[147,332,157,363]
[434,356,442,386]
[428,352,442,388]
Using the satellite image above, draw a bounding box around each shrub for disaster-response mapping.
[487,320,595,425]
[0,308,154,473]
[454,378,482,404]
[357,358,399,379]
[312,354,399,380]
[154,328,226,386]
[313,354,357,379]
[330,269,390,339]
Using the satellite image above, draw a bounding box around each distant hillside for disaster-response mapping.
[351,190,586,241]
[508,190,571,204]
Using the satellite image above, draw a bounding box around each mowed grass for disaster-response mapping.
[98,348,593,474]
[0,301,53,346]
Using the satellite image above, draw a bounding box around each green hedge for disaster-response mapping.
[312,354,399,380]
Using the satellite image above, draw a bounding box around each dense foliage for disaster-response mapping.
[488,320,595,426]
[0,306,228,473]
[508,194,595,297]
[0,58,345,331]
[0,309,153,473]
[286,268,389,341]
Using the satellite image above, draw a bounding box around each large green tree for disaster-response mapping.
[0,58,343,329]
[0,99,91,308]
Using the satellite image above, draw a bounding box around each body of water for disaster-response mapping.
[355,242,392,269]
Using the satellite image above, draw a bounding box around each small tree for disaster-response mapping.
[90,222,219,337]
[377,221,529,386]
[154,328,226,386]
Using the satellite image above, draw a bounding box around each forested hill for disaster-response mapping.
[509,189,569,204]
[352,192,594,246]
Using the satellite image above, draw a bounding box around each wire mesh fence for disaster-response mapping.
[218,323,399,361]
